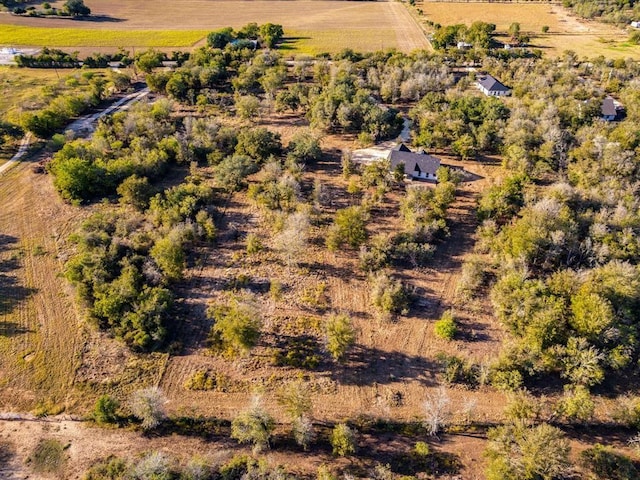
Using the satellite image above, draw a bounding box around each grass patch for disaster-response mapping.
[28,438,67,474]
[283,29,399,55]
[0,25,207,47]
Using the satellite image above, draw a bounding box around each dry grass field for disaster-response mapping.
[0,0,429,53]
[416,2,640,58]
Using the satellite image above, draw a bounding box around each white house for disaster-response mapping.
[476,74,511,97]
[631,21,640,28]
[388,144,440,182]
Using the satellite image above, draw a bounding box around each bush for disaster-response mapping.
[370,272,411,317]
[207,297,262,358]
[129,387,166,430]
[324,314,356,362]
[93,395,119,424]
[29,438,66,474]
[485,423,570,480]
[231,401,275,452]
[580,444,638,480]
[326,206,368,250]
[330,423,356,456]
[434,310,457,340]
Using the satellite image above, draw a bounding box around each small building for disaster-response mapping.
[601,96,623,121]
[457,41,473,50]
[631,21,640,28]
[388,144,441,182]
[476,74,511,97]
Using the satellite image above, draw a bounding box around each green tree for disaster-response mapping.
[93,395,119,424]
[235,127,282,162]
[485,423,570,480]
[150,235,185,282]
[214,155,258,193]
[63,0,90,16]
[117,175,152,210]
[259,23,284,48]
[324,314,356,362]
[134,49,164,74]
[207,27,234,48]
[326,206,367,250]
[208,298,262,357]
[330,423,356,456]
[231,400,275,452]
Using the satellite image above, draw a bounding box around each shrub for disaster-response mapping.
[434,310,457,340]
[423,387,451,436]
[276,380,313,420]
[207,297,262,357]
[129,387,166,430]
[485,423,570,480]
[93,395,119,424]
[29,438,66,474]
[324,314,356,362]
[292,415,316,450]
[326,206,368,250]
[246,233,263,254]
[330,423,356,456]
[370,272,410,317]
[231,400,275,452]
[130,451,174,480]
[84,456,128,480]
[579,444,638,480]
[559,385,594,423]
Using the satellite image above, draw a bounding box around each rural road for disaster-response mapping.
[0,87,150,176]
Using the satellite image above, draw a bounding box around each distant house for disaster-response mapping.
[476,74,511,97]
[388,144,441,182]
[601,96,623,121]
[631,21,640,28]
[457,41,473,50]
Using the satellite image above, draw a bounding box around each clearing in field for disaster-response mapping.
[0,0,429,54]
[416,2,640,58]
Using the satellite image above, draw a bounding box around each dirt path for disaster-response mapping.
[0,134,32,176]
[388,2,430,52]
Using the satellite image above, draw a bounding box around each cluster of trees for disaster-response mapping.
[431,21,497,50]
[456,55,640,395]
[15,70,127,138]
[207,23,284,49]
[410,91,509,158]
[563,0,640,24]
[12,0,90,16]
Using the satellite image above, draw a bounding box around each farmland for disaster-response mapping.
[0,0,429,53]
[415,2,640,58]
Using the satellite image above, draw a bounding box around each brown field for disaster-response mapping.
[0,0,429,53]
[416,2,640,58]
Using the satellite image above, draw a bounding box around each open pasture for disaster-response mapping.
[0,0,429,53]
[417,2,640,58]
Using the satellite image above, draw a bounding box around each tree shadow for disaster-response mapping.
[71,15,125,23]
[330,344,439,386]
[278,36,312,52]
[0,234,37,317]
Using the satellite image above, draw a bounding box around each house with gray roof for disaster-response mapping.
[476,74,511,97]
[388,144,441,182]
[601,96,623,121]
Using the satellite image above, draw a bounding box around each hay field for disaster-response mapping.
[417,2,640,58]
[0,0,429,53]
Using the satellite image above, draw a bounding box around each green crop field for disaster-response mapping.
[0,25,208,47]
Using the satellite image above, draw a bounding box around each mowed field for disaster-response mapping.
[417,2,640,58]
[0,0,429,54]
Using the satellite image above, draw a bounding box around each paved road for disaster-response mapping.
[0,87,150,176]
